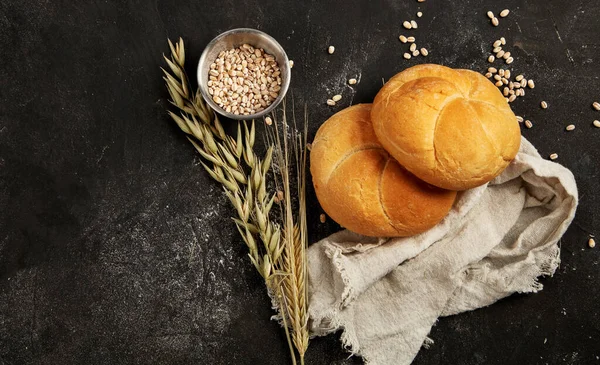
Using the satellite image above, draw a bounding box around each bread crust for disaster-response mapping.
[371,64,521,190]
[311,104,457,237]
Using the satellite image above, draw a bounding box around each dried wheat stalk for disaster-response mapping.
[268,105,310,363]
[162,38,309,365]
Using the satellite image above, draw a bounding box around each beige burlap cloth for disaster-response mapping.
[307,137,578,364]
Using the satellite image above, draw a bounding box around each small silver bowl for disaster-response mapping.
[197,28,291,120]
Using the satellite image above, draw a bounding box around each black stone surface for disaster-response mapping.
[1,1,599,364]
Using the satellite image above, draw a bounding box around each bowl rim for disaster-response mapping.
[197,28,291,120]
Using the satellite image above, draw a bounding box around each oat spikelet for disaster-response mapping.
[162,38,308,365]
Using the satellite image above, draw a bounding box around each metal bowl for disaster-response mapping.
[197,28,291,120]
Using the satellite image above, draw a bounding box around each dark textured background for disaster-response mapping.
[1,0,599,364]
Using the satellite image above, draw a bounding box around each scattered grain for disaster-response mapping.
[515,75,524,81]
[496,50,505,58]
[275,190,285,203]
[404,52,412,59]
[403,21,412,29]
[289,60,294,68]
[348,78,357,85]
[549,153,558,160]
[493,40,502,48]
[525,120,533,128]
[528,80,535,88]
[411,20,418,28]
[485,72,493,78]
[500,9,510,17]
[492,17,499,26]
[500,37,506,45]
[399,35,408,43]
[505,70,511,79]
[493,46,502,53]
[417,11,423,17]
[488,55,496,63]
[487,11,494,19]
[495,80,503,87]
[488,67,498,73]
[565,124,575,131]
[319,213,326,223]
[508,94,517,102]
[332,94,342,102]
[326,99,335,106]
[503,87,509,96]
[410,43,417,52]
[503,51,511,60]
[516,116,524,123]
[593,102,600,111]
[265,116,273,125]
[593,120,600,128]
[494,75,502,81]
[589,238,596,248]
[412,49,420,56]
[421,48,429,56]
[407,36,416,43]
[328,45,335,54]
[506,57,514,64]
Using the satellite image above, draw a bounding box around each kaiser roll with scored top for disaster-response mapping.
[371,64,521,191]
[310,104,457,237]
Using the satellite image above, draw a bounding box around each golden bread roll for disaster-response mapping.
[371,64,521,190]
[310,104,457,237]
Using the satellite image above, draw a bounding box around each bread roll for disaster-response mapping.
[310,104,457,237]
[371,64,521,190]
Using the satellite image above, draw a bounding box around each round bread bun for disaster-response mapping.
[310,104,457,237]
[371,64,521,190]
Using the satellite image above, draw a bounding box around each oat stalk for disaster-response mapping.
[162,38,309,365]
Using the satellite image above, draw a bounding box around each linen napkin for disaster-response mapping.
[307,137,578,365]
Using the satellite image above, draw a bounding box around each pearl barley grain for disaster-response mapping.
[593,120,600,128]
[320,214,326,223]
[399,35,408,43]
[209,44,282,116]
[421,48,428,56]
[549,153,558,160]
[488,55,496,63]
[328,45,335,54]
[265,116,273,125]
[566,124,575,131]
[348,78,357,85]
[492,17,499,26]
[593,102,600,111]
[332,94,342,102]
[541,101,548,109]
[500,9,510,17]
[590,238,596,248]
[417,12,423,17]
[403,21,412,29]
